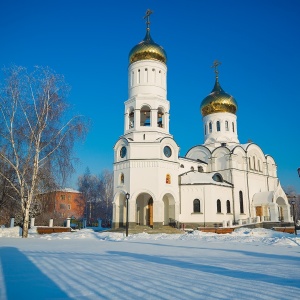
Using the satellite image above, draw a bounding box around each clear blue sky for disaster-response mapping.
[1,0,300,192]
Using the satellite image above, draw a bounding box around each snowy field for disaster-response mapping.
[0,227,300,300]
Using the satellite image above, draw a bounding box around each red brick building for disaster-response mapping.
[37,188,85,220]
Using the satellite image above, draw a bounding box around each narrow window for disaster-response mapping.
[232,122,235,132]
[143,134,145,140]
[67,204,71,210]
[152,68,156,83]
[131,71,134,86]
[145,68,148,82]
[258,160,261,172]
[226,200,231,213]
[193,199,200,213]
[198,166,203,172]
[209,122,212,133]
[225,121,229,131]
[204,125,207,135]
[217,121,220,132]
[253,157,256,170]
[120,173,124,184]
[248,157,252,170]
[217,199,221,213]
[138,69,140,84]
[166,174,171,184]
[239,191,244,214]
[61,195,65,200]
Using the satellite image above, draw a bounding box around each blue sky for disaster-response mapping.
[1,0,300,192]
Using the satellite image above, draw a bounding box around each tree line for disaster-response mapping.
[0,65,92,237]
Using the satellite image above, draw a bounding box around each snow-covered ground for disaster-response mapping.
[0,227,299,300]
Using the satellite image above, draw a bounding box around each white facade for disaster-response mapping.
[112,24,291,229]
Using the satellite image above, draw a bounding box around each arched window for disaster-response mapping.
[213,173,223,182]
[157,108,164,128]
[145,68,148,82]
[258,159,261,172]
[204,125,207,135]
[140,105,151,126]
[232,122,235,132]
[129,108,134,129]
[120,173,124,184]
[248,157,252,170]
[193,199,200,213]
[217,121,221,131]
[138,69,140,84]
[225,121,229,131]
[166,174,171,184]
[239,191,244,214]
[191,166,194,171]
[217,199,221,213]
[209,122,212,133]
[226,200,231,213]
[198,166,203,172]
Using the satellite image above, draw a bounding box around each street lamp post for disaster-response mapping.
[291,198,297,235]
[125,193,130,237]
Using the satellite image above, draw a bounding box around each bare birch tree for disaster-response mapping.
[0,66,87,237]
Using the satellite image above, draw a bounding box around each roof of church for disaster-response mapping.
[180,171,232,186]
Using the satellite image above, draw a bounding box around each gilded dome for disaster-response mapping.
[200,79,238,117]
[129,29,167,65]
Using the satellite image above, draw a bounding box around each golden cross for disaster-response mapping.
[144,9,153,30]
[211,60,222,78]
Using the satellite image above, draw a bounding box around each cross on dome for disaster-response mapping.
[211,60,222,80]
[144,9,153,30]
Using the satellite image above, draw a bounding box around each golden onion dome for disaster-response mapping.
[200,78,238,117]
[129,29,167,65]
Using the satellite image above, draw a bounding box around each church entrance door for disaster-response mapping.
[256,206,262,217]
[136,193,153,227]
[147,198,153,227]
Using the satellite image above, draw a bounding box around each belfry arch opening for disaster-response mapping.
[128,107,134,129]
[157,107,165,128]
[140,105,151,126]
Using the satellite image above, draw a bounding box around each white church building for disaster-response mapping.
[112,11,291,229]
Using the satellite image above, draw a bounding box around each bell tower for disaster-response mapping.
[112,10,180,230]
[123,9,171,142]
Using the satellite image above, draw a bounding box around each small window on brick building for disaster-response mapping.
[61,195,65,200]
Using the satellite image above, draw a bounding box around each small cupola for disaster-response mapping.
[200,60,238,117]
[128,9,167,65]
